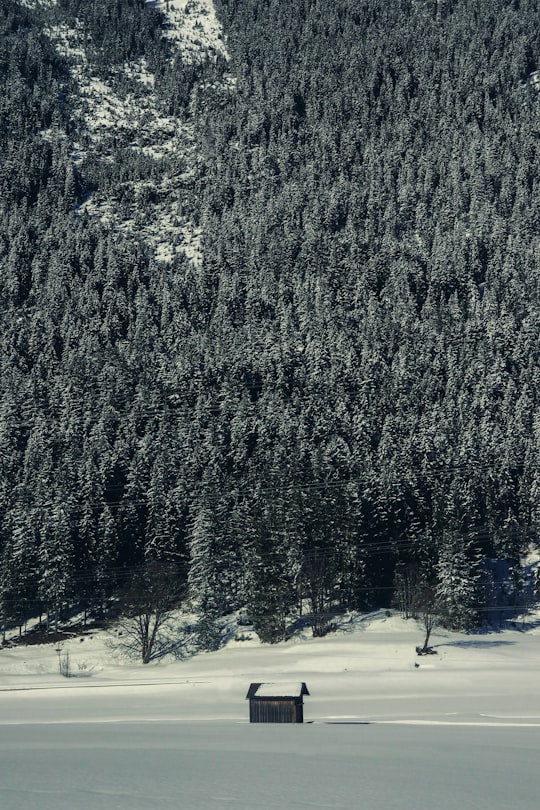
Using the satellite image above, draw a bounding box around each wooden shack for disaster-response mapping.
[246,682,309,723]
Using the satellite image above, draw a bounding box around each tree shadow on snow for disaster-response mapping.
[436,639,516,649]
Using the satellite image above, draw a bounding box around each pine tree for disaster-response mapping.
[436,532,482,630]
[38,503,75,634]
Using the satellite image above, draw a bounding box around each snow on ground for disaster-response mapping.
[1,612,540,809]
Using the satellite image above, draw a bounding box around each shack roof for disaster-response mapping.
[246,682,309,699]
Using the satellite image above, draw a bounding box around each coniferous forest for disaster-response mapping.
[1,0,539,645]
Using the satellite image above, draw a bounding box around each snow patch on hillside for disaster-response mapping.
[18,0,58,8]
[74,74,187,151]
[43,22,86,62]
[146,0,229,62]
[38,0,230,265]
[123,57,156,88]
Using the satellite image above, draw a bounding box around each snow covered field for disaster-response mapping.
[1,613,540,809]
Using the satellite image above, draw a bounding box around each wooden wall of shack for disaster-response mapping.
[246,683,309,723]
[249,697,304,723]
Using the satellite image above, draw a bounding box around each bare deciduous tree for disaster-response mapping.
[417,584,438,653]
[393,561,422,619]
[302,549,337,637]
[117,562,184,664]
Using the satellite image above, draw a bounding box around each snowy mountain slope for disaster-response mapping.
[31,0,231,264]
